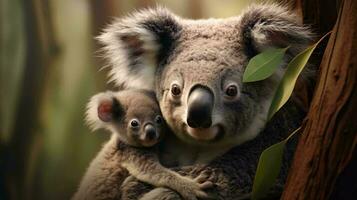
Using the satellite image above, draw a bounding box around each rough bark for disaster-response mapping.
[281,0,357,199]
[285,0,338,112]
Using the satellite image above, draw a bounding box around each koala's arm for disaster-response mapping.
[72,136,129,200]
[121,137,296,200]
[120,146,212,200]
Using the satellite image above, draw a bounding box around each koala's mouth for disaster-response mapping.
[186,125,224,141]
[140,140,158,147]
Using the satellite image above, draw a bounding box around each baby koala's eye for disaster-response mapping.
[130,119,140,128]
[155,115,163,124]
[171,83,182,97]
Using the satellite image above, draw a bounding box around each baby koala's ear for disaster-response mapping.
[86,91,124,131]
[97,99,115,122]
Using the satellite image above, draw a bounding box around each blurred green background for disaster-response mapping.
[0,0,264,199]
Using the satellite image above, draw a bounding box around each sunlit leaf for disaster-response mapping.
[252,128,301,200]
[267,32,331,120]
[243,47,288,82]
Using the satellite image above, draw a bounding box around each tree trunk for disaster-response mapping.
[281,0,357,199]
[3,0,56,199]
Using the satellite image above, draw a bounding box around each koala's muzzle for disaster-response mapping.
[187,85,214,128]
[144,124,157,140]
[139,123,159,147]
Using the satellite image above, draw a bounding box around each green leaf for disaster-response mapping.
[251,32,331,199]
[267,32,331,120]
[243,47,288,82]
[252,140,286,200]
[252,128,301,200]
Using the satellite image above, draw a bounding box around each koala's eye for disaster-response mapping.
[171,83,182,97]
[130,119,140,128]
[225,84,239,98]
[155,115,163,124]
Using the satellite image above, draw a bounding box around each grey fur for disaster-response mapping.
[84,3,313,199]
[73,90,213,200]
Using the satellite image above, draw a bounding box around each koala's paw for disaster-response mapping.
[173,174,214,200]
[139,187,181,200]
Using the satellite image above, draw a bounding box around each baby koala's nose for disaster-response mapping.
[144,124,157,140]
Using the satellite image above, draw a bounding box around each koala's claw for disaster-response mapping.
[194,173,215,190]
[177,183,203,200]
[176,178,215,200]
[194,173,210,183]
[199,181,214,190]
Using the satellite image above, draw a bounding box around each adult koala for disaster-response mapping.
[97,3,312,200]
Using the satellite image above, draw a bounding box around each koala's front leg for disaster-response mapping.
[121,149,213,200]
[120,176,154,200]
[120,167,218,200]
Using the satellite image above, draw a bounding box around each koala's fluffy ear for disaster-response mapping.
[239,4,313,58]
[98,7,181,90]
[85,91,124,131]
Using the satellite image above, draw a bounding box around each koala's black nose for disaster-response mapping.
[187,85,214,129]
[144,124,157,140]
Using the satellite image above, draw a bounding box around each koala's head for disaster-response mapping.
[98,4,312,147]
[86,90,165,147]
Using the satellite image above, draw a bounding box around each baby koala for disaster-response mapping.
[84,90,212,200]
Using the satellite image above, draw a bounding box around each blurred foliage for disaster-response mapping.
[0,0,26,144]
[1,0,261,199]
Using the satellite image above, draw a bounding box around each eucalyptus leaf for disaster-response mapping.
[251,32,331,199]
[243,47,288,82]
[252,140,286,200]
[252,127,301,200]
[267,32,331,120]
